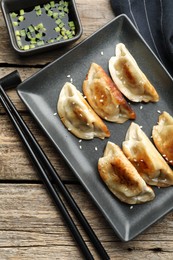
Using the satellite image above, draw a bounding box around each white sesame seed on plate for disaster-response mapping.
[95,147,98,151]
[53,112,57,116]
[130,206,133,209]
[67,75,71,78]
[79,145,82,150]
[157,110,161,114]
[100,51,104,55]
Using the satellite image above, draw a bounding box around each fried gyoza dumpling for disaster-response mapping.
[83,63,136,123]
[109,43,159,102]
[122,122,173,187]
[57,82,110,140]
[98,142,155,204]
[152,111,173,166]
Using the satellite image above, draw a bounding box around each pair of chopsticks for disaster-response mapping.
[0,71,110,260]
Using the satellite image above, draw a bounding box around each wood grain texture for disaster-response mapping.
[0,0,173,259]
[0,114,75,181]
[0,184,173,259]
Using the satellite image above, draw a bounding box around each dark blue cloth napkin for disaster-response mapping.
[110,0,173,77]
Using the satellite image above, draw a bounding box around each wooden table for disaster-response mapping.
[0,0,173,259]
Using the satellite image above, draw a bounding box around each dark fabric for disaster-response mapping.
[110,0,173,77]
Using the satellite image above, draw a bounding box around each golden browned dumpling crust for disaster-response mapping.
[152,111,173,166]
[98,141,155,204]
[57,82,110,140]
[122,122,173,187]
[109,43,159,102]
[83,62,136,123]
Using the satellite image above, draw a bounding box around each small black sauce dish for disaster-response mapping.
[1,0,83,56]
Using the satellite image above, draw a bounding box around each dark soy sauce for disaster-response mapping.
[10,1,75,50]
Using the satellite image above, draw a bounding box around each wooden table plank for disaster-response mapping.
[0,184,173,259]
[0,113,78,181]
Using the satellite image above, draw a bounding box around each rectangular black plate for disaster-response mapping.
[17,14,173,241]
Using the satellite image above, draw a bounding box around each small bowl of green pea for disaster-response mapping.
[1,0,82,55]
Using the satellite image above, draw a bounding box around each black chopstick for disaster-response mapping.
[0,85,110,260]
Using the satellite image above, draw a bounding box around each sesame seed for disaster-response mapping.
[130,206,133,209]
[70,78,73,83]
[100,99,103,102]
[101,51,104,55]
[157,110,161,114]
[67,75,71,78]
[79,145,82,150]
[53,112,57,116]
[139,125,143,129]
[95,147,98,151]
[140,105,143,110]
[79,139,82,143]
